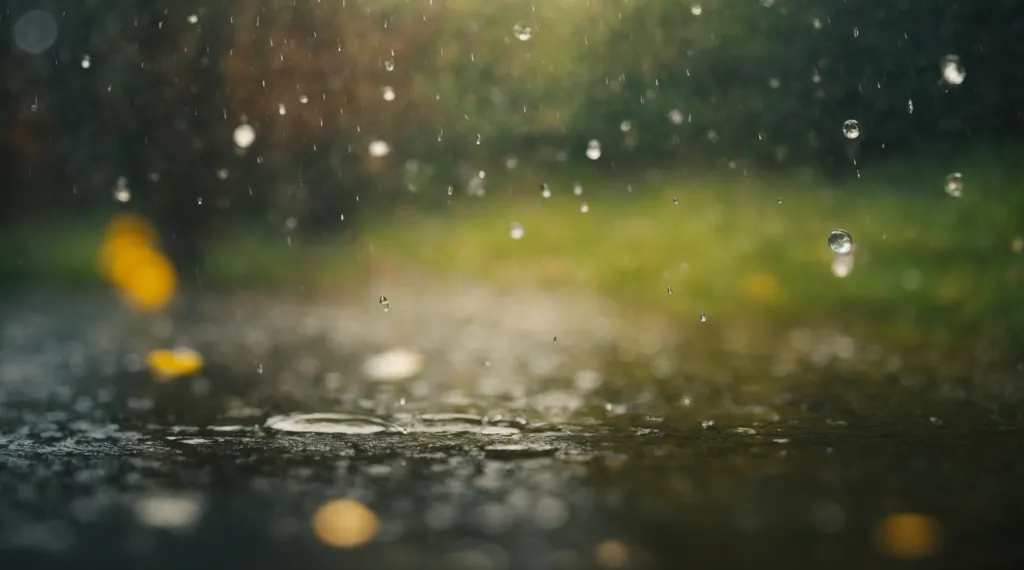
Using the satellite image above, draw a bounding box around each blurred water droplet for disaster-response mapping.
[552,336,558,344]
[812,17,823,29]
[777,197,782,204]
[216,168,229,180]
[113,177,131,203]
[383,58,395,71]
[196,197,203,205]
[672,197,678,205]
[378,296,390,312]
[573,182,583,195]
[907,99,914,114]
[368,140,391,157]
[620,120,632,132]
[691,4,703,16]
[187,14,199,24]
[580,202,589,213]
[256,363,263,374]
[831,252,855,278]
[81,54,91,69]
[667,287,673,294]
[828,229,853,255]
[941,54,966,85]
[381,86,395,101]
[668,109,684,125]
[278,103,287,115]
[842,120,861,139]
[541,183,551,198]
[700,312,707,323]
[233,123,256,148]
[513,22,533,41]
[362,348,423,382]
[585,139,602,160]
[13,10,58,54]
[265,413,404,434]
[447,185,453,196]
[944,172,963,198]
[298,94,309,104]
[509,222,525,240]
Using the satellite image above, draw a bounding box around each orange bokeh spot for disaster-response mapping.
[98,214,177,313]
[876,512,941,559]
[312,499,380,549]
[147,348,204,381]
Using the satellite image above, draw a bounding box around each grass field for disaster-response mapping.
[4,146,1023,357]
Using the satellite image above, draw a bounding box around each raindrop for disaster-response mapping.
[620,121,632,132]
[573,182,583,196]
[278,103,287,115]
[197,197,203,205]
[187,14,199,24]
[382,86,395,101]
[81,54,91,69]
[580,202,589,213]
[777,197,782,204]
[13,10,59,54]
[667,287,673,294]
[940,54,966,85]
[907,99,914,114]
[828,229,853,255]
[585,140,602,160]
[513,22,533,41]
[553,336,558,344]
[691,4,703,16]
[383,58,395,71]
[368,140,391,157]
[842,120,861,139]
[298,94,309,104]
[233,124,256,148]
[509,222,525,240]
[541,183,551,198]
[379,296,390,312]
[768,77,781,89]
[447,185,453,196]
[256,363,263,374]
[944,172,963,198]
[113,177,131,203]
[672,197,679,205]
[668,109,684,125]
[216,168,229,180]
[700,312,707,323]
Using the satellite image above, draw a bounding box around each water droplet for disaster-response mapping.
[197,197,203,205]
[298,94,309,104]
[446,185,453,196]
[278,103,287,115]
[573,182,583,196]
[113,177,131,203]
[216,168,229,180]
[777,197,783,204]
[383,58,395,71]
[672,197,679,205]
[768,77,781,89]
[187,14,199,24]
[541,183,551,198]
[812,17,823,29]
[509,222,525,240]
[513,22,533,41]
[233,123,256,148]
[363,348,423,381]
[585,139,602,160]
[944,172,963,198]
[828,229,853,255]
[381,86,395,101]
[256,363,263,374]
[842,120,861,139]
[620,120,632,132]
[553,336,558,344]
[378,296,390,312]
[668,109,684,125]
[940,54,966,85]
[907,99,914,114]
[691,4,703,16]
[700,312,707,323]
[368,140,391,157]
[667,287,673,294]
[13,10,59,55]
[580,202,589,213]
[81,54,91,69]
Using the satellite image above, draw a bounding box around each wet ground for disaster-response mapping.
[2,287,1024,569]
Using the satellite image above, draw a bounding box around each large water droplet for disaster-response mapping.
[368,140,391,157]
[585,139,602,160]
[944,172,963,198]
[842,120,861,139]
[233,123,255,148]
[513,22,533,41]
[940,54,966,85]
[828,229,853,255]
[509,222,525,240]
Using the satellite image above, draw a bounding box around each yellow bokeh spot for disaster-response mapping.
[876,512,941,559]
[98,214,177,313]
[742,272,780,303]
[312,499,380,549]
[146,348,204,381]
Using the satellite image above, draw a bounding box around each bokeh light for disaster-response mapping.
[875,512,941,559]
[97,213,177,313]
[147,348,204,381]
[312,498,380,549]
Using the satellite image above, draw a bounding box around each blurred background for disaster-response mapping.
[3,0,1024,569]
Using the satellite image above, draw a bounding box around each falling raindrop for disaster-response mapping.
[940,54,966,85]
[541,183,551,198]
[383,59,395,71]
[513,22,533,41]
[113,177,131,203]
[447,185,453,196]
[278,103,287,115]
[233,124,256,148]
[81,54,91,69]
[187,14,199,24]
[580,202,589,213]
[368,140,391,157]
[907,99,914,114]
[700,312,707,323]
[668,109,684,125]
[672,197,679,205]
[509,222,525,240]
[667,287,673,294]
[381,86,395,101]
[944,172,964,198]
[691,4,703,15]
[197,197,203,205]
[828,229,853,255]
[842,120,861,139]
[585,140,602,160]
[379,296,390,312]
[573,182,583,196]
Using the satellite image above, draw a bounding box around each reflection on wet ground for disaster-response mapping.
[1,292,1023,569]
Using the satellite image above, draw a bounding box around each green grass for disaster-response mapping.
[4,146,1023,356]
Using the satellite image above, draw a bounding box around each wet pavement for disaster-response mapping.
[2,289,1024,569]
